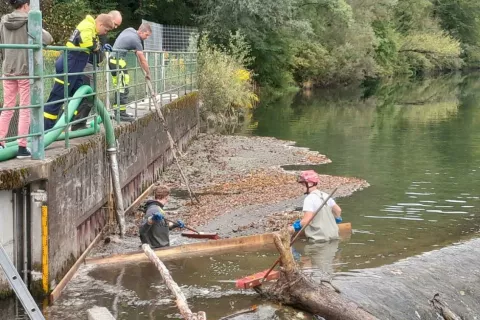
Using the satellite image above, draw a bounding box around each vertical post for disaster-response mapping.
[93,54,98,133]
[41,205,48,294]
[146,52,151,110]
[115,51,121,124]
[134,53,139,115]
[105,52,111,109]
[161,52,166,97]
[184,53,187,95]
[177,53,181,98]
[28,0,44,160]
[22,188,28,285]
[154,52,158,94]
[63,50,70,148]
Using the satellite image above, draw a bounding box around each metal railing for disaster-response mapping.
[0,4,197,161]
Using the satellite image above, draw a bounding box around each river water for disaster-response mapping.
[248,72,480,271]
[7,73,480,319]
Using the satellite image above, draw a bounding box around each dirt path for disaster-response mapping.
[90,134,368,257]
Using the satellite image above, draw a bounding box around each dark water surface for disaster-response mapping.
[8,73,480,319]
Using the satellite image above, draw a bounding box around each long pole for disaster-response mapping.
[261,187,338,282]
[144,76,199,204]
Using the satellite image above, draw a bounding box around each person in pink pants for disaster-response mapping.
[0,0,53,159]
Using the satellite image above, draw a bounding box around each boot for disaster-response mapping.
[114,110,135,122]
[72,122,88,131]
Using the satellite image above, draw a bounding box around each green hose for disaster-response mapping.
[0,85,114,161]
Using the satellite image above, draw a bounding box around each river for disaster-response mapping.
[249,72,480,271]
[6,73,480,319]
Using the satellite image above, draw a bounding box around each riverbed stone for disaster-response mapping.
[87,306,115,320]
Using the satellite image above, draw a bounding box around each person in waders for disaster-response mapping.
[139,185,185,248]
[289,170,342,242]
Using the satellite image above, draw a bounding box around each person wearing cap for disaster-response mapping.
[289,170,342,242]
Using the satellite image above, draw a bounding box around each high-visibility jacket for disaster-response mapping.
[66,15,99,53]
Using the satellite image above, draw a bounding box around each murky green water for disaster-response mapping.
[247,72,480,269]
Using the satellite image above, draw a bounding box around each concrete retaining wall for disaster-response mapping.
[0,92,199,296]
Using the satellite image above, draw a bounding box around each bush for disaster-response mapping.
[197,32,258,123]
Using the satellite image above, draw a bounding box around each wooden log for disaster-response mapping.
[430,294,462,320]
[263,230,378,320]
[142,244,206,320]
[87,233,274,266]
[50,228,105,304]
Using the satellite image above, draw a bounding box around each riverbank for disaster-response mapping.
[90,134,368,257]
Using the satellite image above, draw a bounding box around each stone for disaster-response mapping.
[87,306,115,320]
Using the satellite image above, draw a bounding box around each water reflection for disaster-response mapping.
[249,72,480,270]
[301,240,340,275]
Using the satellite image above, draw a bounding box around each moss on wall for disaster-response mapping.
[0,168,30,190]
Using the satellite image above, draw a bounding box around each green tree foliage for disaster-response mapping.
[432,0,480,65]
[42,0,90,44]
[197,33,258,121]
[1,0,479,87]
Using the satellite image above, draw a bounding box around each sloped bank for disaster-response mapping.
[90,134,369,257]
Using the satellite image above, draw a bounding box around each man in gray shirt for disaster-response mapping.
[139,185,185,248]
[109,23,152,121]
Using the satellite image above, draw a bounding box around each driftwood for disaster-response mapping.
[142,244,207,320]
[430,294,462,320]
[263,230,378,320]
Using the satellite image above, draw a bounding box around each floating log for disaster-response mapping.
[142,244,206,320]
[262,230,378,320]
[87,233,274,265]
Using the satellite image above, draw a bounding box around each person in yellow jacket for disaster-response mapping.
[43,14,114,130]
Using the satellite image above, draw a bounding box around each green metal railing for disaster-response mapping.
[0,2,197,161]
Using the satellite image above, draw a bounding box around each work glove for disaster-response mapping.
[292,219,302,232]
[103,44,113,52]
[176,220,185,228]
[335,216,343,224]
[152,212,164,221]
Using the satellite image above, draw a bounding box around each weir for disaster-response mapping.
[0,92,200,297]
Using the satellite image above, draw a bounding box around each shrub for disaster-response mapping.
[197,32,258,122]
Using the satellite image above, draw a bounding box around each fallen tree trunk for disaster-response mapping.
[142,244,206,320]
[263,230,378,320]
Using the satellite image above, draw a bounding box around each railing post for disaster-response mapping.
[161,52,166,94]
[28,0,45,160]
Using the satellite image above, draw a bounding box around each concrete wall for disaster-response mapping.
[0,92,199,295]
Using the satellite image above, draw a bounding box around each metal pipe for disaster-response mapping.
[22,188,28,285]
[13,191,17,267]
[107,148,126,237]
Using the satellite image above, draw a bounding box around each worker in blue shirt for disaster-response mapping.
[43,14,114,130]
